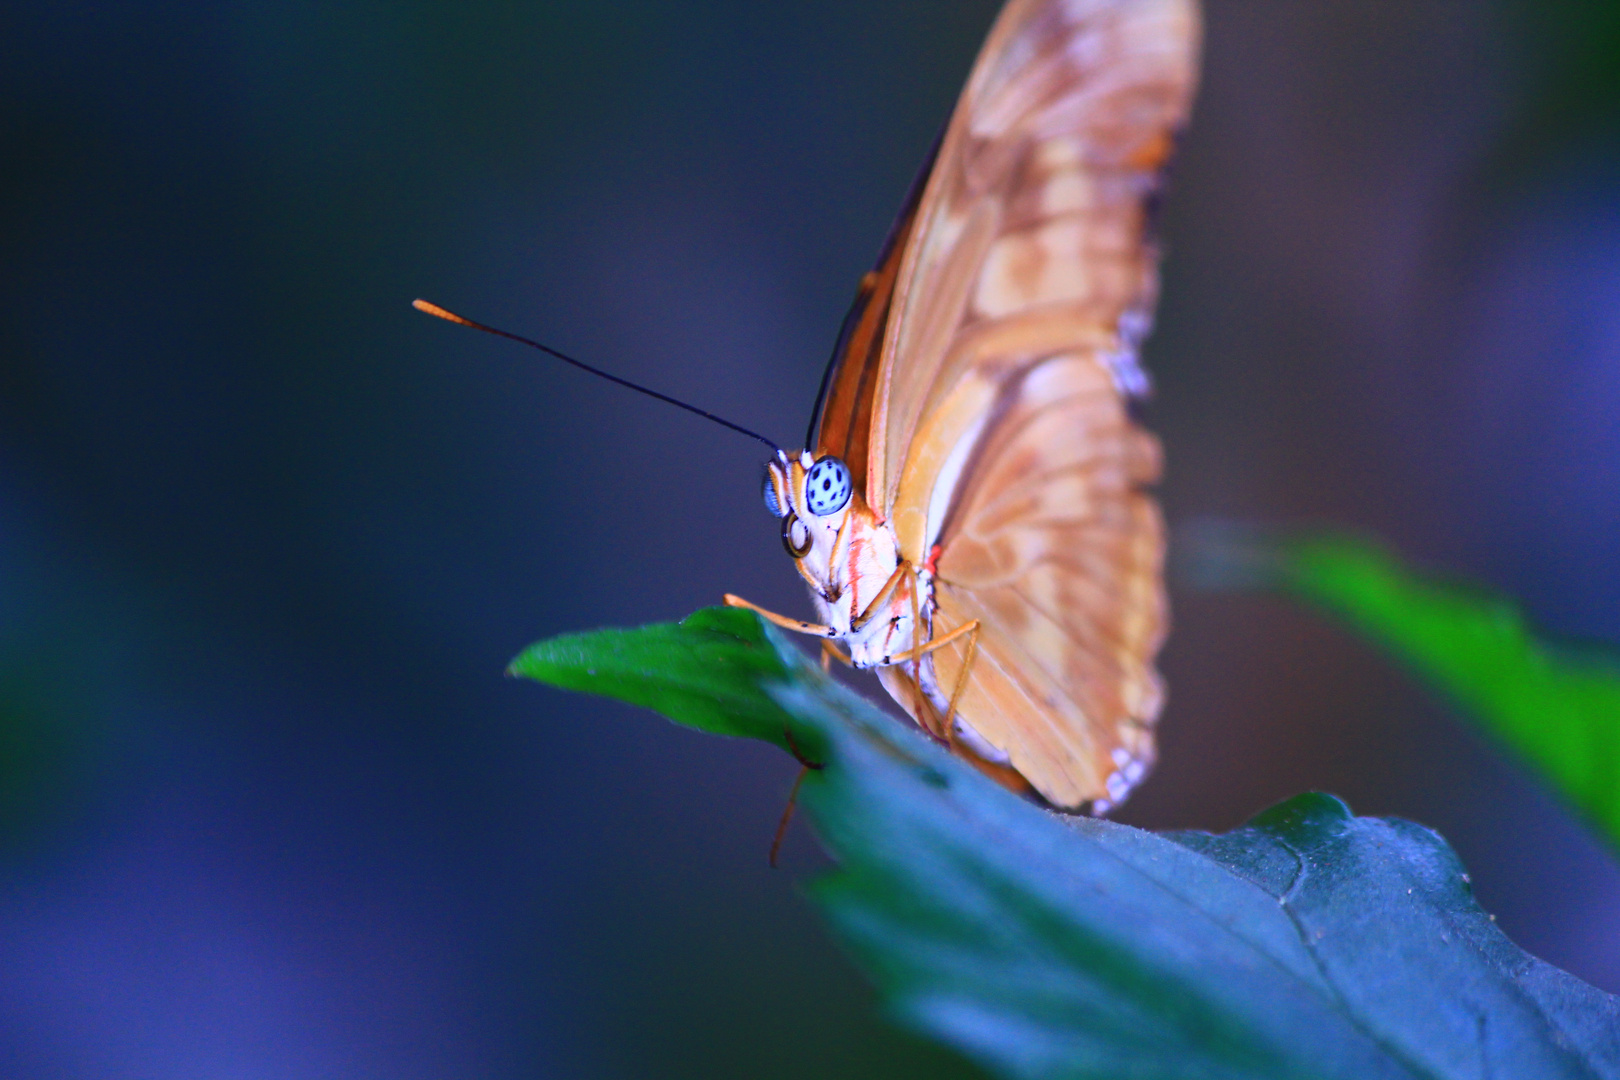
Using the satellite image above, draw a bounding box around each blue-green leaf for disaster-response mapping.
[515,608,1620,1080]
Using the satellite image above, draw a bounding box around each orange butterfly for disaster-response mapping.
[420,0,1200,817]
[726,0,1199,813]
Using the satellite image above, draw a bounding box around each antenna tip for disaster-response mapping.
[413,298,473,327]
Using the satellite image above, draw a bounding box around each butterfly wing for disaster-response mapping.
[868,0,1200,809]
[807,211,911,499]
[807,136,938,495]
[925,354,1166,810]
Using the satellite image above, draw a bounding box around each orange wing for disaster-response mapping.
[870,0,1200,810]
[808,211,912,500]
[808,140,934,498]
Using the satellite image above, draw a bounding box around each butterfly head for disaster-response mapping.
[762,448,855,564]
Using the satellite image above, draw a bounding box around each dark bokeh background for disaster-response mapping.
[3,2,1619,1076]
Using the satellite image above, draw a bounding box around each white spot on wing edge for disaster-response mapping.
[1104,304,1156,399]
[1102,348,1152,398]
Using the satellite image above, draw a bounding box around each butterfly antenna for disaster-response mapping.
[413,299,782,454]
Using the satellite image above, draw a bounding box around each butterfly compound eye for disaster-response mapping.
[781,514,813,558]
[804,456,852,517]
[762,468,786,518]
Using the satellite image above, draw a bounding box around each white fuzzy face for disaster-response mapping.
[761,449,919,665]
[762,450,852,598]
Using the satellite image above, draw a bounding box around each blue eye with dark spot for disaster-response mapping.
[804,456,852,517]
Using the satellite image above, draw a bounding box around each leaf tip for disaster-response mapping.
[1248,791,1355,843]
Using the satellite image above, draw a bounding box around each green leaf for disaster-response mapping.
[1191,527,1620,852]
[514,608,1620,1080]
[508,606,801,751]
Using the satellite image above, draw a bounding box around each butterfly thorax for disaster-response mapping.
[764,450,931,670]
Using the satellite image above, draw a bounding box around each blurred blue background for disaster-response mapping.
[3,1,1619,1075]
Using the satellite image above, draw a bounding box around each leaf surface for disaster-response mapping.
[515,607,1620,1080]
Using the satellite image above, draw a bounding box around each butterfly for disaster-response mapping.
[418,0,1199,818]
[723,0,1199,814]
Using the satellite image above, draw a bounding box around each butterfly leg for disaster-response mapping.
[847,563,932,732]
[722,594,836,638]
[885,618,981,745]
[769,763,816,869]
[769,728,824,868]
[939,620,979,744]
[820,640,854,672]
[905,570,927,736]
[887,617,978,663]
[849,562,910,630]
